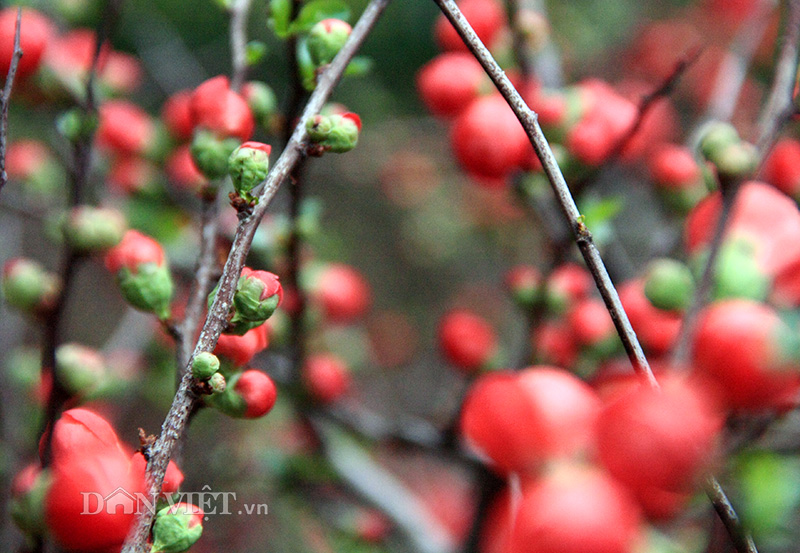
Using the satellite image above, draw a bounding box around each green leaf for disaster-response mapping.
[269,0,291,38]
[288,0,350,34]
[296,38,318,91]
[344,56,373,77]
[245,41,268,66]
[579,195,624,228]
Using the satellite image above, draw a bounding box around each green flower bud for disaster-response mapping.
[713,141,758,180]
[306,114,334,142]
[151,503,204,553]
[306,113,361,153]
[643,258,695,312]
[55,343,105,396]
[10,465,50,538]
[242,81,278,128]
[307,18,352,67]
[208,372,227,393]
[228,141,271,201]
[2,258,60,314]
[699,121,740,161]
[56,108,98,142]
[209,268,283,335]
[117,263,174,321]
[190,129,241,180]
[712,238,770,302]
[191,352,220,380]
[62,206,127,253]
[205,375,247,416]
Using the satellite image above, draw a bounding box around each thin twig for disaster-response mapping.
[229,0,253,92]
[706,476,759,553]
[756,0,800,155]
[178,194,220,371]
[432,0,657,388]
[0,8,23,195]
[609,46,703,161]
[702,0,777,124]
[284,0,310,380]
[121,1,392,550]
[670,179,740,367]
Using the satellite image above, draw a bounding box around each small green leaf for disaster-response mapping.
[288,0,350,34]
[579,195,624,228]
[245,41,268,66]
[296,38,318,91]
[344,56,373,77]
[269,0,291,38]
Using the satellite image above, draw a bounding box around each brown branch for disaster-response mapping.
[121,1,392,550]
[229,0,253,92]
[284,0,311,379]
[0,8,23,195]
[432,0,657,388]
[756,0,800,155]
[702,0,776,124]
[178,194,220,371]
[609,45,703,161]
[670,177,741,367]
[706,476,759,553]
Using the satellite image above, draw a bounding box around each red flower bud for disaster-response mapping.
[104,230,165,275]
[240,267,282,302]
[235,369,278,418]
[417,52,486,118]
[451,94,529,179]
[96,100,155,156]
[165,145,208,193]
[190,75,254,141]
[161,90,194,142]
[44,409,184,552]
[438,309,497,373]
[302,353,350,403]
[214,324,270,366]
[313,263,371,323]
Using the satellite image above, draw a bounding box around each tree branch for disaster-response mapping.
[756,0,800,155]
[121,1,392,550]
[229,0,253,92]
[701,0,776,124]
[0,8,23,195]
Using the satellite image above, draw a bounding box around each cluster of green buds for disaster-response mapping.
[191,352,226,394]
[61,206,126,253]
[699,122,758,182]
